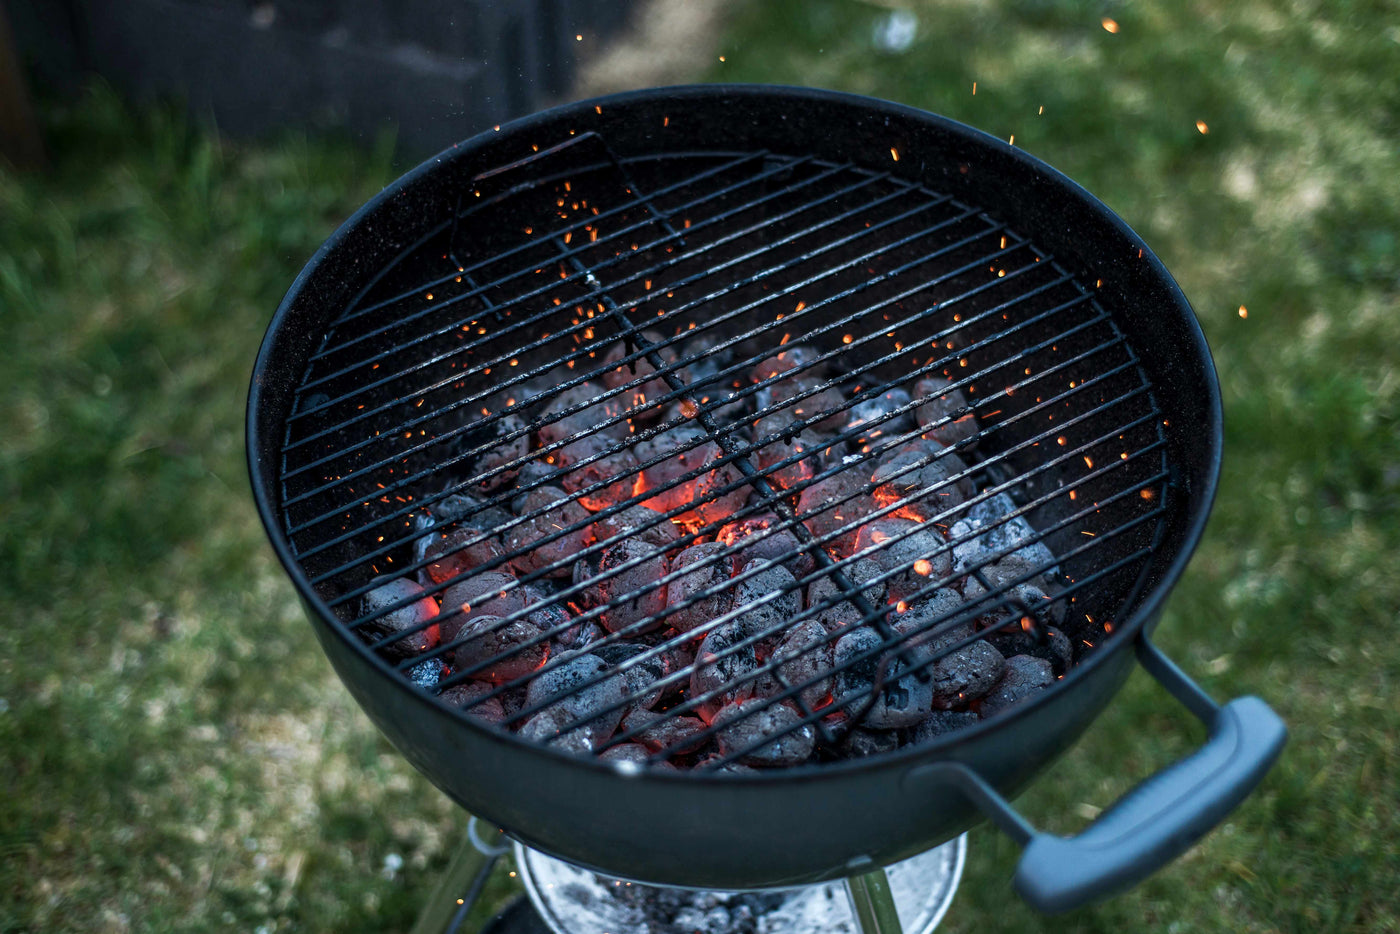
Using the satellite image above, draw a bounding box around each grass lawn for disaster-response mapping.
[2,0,1398,930]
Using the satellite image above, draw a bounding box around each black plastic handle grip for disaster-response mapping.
[1013,687,1285,913]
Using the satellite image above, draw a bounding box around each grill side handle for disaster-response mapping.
[929,637,1286,914]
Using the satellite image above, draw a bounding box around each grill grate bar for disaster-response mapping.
[310,246,1076,596]
[288,157,885,418]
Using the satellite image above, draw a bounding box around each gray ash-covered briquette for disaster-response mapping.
[844,387,914,448]
[716,514,815,578]
[418,526,506,586]
[461,411,530,492]
[913,376,979,449]
[949,492,1060,581]
[924,637,1006,710]
[908,709,981,743]
[360,577,440,657]
[523,652,629,744]
[601,330,678,417]
[870,443,976,520]
[590,641,672,710]
[751,412,830,491]
[453,613,550,684]
[713,698,816,766]
[666,542,734,633]
[758,366,849,433]
[806,557,887,634]
[831,628,933,729]
[557,435,640,512]
[594,539,670,635]
[977,654,1055,717]
[534,380,632,448]
[853,517,952,601]
[591,501,680,548]
[690,620,762,718]
[439,570,528,642]
[438,679,507,725]
[841,727,901,758]
[621,708,709,757]
[730,561,803,637]
[795,464,881,553]
[754,618,832,711]
[503,486,593,577]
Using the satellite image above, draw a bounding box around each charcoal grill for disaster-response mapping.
[248,85,1284,915]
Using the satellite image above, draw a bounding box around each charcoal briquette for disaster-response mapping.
[713,698,816,767]
[978,654,1055,718]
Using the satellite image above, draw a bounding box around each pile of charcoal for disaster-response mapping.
[355,337,1075,770]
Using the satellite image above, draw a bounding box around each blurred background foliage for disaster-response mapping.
[2,0,1397,931]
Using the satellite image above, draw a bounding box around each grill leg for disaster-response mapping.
[411,818,508,934]
[845,866,904,934]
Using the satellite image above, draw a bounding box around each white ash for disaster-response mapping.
[407,658,443,690]
[516,829,965,934]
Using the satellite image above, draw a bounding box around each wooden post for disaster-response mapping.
[0,0,45,169]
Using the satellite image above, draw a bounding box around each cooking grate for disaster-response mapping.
[277,133,1170,768]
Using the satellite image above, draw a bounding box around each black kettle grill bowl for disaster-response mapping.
[248,86,1281,905]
